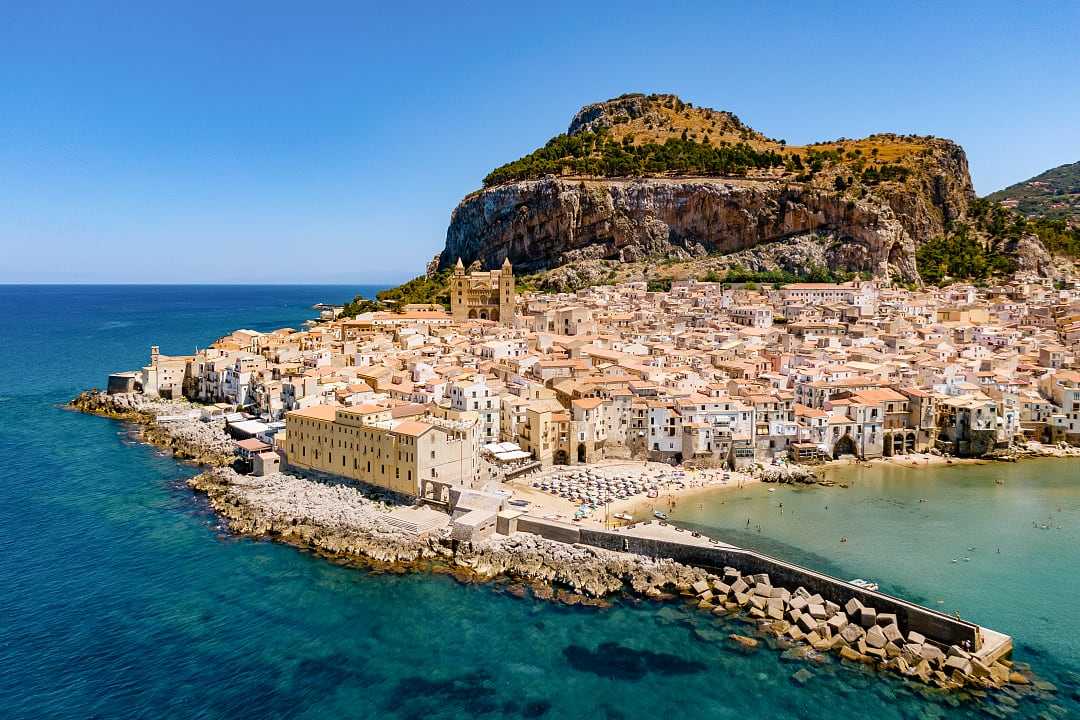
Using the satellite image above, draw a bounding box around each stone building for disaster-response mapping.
[450,257,515,325]
[284,404,482,497]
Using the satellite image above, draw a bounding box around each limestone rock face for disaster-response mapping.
[440,176,966,284]
[1005,232,1056,278]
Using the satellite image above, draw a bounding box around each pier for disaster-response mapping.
[509,514,1012,662]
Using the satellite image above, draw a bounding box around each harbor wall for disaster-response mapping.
[514,516,979,649]
[579,527,980,648]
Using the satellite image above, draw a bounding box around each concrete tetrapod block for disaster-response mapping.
[919,644,946,665]
[692,580,710,595]
[712,581,731,596]
[859,607,878,628]
[865,624,888,650]
[797,614,818,634]
[789,596,809,612]
[770,587,791,602]
[901,645,922,666]
[824,600,840,616]
[752,574,770,586]
[844,597,863,616]
[730,578,749,595]
[826,613,848,633]
[876,612,898,628]
[907,630,926,646]
[749,595,768,611]
[839,646,862,662]
[808,603,828,620]
[944,655,973,676]
[840,623,865,644]
[807,594,824,606]
[753,584,773,598]
[794,587,811,600]
[948,644,972,659]
[882,623,904,645]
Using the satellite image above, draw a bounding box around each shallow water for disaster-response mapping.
[2,285,1077,718]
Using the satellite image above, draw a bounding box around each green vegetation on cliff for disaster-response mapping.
[916,224,1016,285]
[343,272,451,316]
[484,131,785,187]
[968,196,1080,259]
[1029,218,1080,257]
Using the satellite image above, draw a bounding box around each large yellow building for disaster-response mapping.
[450,257,515,325]
[284,403,481,497]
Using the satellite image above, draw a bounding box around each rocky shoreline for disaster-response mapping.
[71,389,1053,698]
[70,390,235,466]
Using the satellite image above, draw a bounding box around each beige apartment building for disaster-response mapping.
[284,403,481,497]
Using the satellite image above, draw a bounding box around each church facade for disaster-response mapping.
[449,257,515,325]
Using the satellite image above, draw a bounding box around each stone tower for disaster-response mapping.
[450,257,467,321]
[498,257,515,325]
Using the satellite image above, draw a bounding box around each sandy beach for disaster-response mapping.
[500,459,761,528]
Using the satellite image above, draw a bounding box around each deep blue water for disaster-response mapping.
[1,285,1077,719]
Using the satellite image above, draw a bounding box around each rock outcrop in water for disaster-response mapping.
[437,94,994,284]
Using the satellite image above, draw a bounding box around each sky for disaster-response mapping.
[2,1,1078,284]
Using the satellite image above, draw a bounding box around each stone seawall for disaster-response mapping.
[578,527,980,650]
[505,514,980,649]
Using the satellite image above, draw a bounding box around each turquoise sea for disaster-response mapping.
[1,285,1077,719]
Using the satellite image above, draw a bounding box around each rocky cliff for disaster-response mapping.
[437,94,992,284]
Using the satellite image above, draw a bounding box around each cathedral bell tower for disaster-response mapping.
[450,257,467,321]
[498,257,515,326]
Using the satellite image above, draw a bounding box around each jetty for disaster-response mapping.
[502,512,1013,678]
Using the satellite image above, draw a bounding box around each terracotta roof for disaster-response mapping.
[391,421,432,437]
[288,405,338,421]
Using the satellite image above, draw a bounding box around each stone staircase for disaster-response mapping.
[379,509,448,536]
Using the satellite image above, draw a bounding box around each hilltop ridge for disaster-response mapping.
[439,93,988,286]
[987,160,1080,223]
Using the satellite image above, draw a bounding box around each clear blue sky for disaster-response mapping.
[2,1,1077,283]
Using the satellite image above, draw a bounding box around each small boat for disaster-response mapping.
[613,512,633,522]
[849,579,879,591]
[653,511,668,520]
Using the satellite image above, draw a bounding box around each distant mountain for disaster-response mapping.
[987,161,1080,223]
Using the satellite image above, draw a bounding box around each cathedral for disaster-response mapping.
[449,257,515,325]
